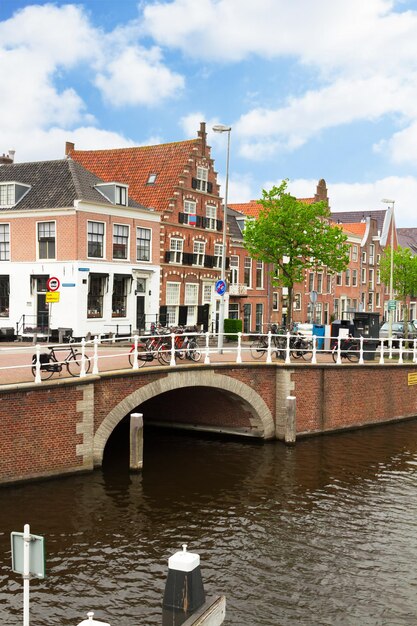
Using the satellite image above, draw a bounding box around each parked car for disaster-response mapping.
[379,322,417,347]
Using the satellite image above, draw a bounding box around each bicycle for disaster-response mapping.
[250,324,283,359]
[31,341,91,380]
[128,328,170,367]
[157,326,202,365]
[331,335,359,363]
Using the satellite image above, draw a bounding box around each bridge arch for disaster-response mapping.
[93,370,275,465]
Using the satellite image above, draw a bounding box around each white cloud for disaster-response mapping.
[374,120,417,165]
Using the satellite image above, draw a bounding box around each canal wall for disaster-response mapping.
[1,363,416,484]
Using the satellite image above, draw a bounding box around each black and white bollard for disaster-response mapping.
[77,611,110,626]
[162,544,205,625]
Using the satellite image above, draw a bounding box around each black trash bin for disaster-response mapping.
[352,312,380,360]
[330,320,354,349]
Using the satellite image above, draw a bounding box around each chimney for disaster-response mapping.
[65,141,75,157]
[197,122,207,156]
[0,150,15,165]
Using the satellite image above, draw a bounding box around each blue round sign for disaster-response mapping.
[215,279,227,296]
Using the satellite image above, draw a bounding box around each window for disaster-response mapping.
[256,261,263,288]
[206,205,217,230]
[308,273,314,291]
[317,273,323,294]
[0,184,14,206]
[255,303,263,333]
[0,224,10,261]
[203,283,212,304]
[273,292,279,311]
[196,167,208,192]
[136,227,151,262]
[361,268,366,284]
[184,200,196,214]
[345,269,350,286]
[376,292,381,307]
[377,269,381,285]
[88,221,105,258]
[193,241,205,266]
[362,250,367,263]
[352,245,358,262]
[326,274,332,294]
[334,298,339,318]
[112,275,130,317]
[228,303,239,320]
[369,244,375,265]
[294,293,301,310]
[185,283,199,325]
[336,272,342,286]
[230,256,239,284]
[244,257,252,287]
[87,274,106,318]
[115,185,127,206]
[38,221,55,259]
[0,275,9,316]
[166,282,180,325]
[368,291,374,308]
[369,268,374,290]
[377,254,381,264]
[169,238,183,264]
[113,224,129,259]
[352,269,358,286]
[214,243,223,269]
[147,173,157,184]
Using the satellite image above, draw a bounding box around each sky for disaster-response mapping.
[1,0,417,226]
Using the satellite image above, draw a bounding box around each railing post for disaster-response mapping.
[204,331,211,364]
[170,332,176,367]
[132,334,139,370]
[92,336,99,374]
[34,343,41,384]
[285,331,291,364]
[336,336,342,365]
[413,338,417,364]
[311,335,317,364]
[359,336,364,365]
[398,338,403,364]
[379,338,385,364]
[80,338,87,377]
[236,332,242,364]
[266,331,272,364]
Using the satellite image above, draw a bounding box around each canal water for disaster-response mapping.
[1,419,417,626]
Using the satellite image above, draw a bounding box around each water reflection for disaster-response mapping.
[0,419,417,625]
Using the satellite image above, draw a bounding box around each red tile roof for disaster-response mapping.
[69,139,200,212]
[228,200,262,218]
[339,222,366,237]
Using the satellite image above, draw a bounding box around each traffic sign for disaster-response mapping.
[215,279,227,296]
[11,529,45,578]
[47,276,60,292]
[46,291,60,303]
[388,299,397,311]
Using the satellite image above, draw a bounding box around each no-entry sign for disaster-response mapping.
[47,276,60,292]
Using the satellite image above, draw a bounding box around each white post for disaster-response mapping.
[398,337,403,364]
[130,413,143,471]
[266,331,272,364]
[204,331,210,364]
[132,334,139,370]
[92,336,99,375]
[285,331,291,364]
[23,523,30,626]
[170,333,176,367]
[413,338,417,364]
[379,339,385,364]
[80,338,87,377]
[336,336,342,365]
[359,336,364,365]
[311,335,317,364]
[34,344,41,384]
[236,332,242,364]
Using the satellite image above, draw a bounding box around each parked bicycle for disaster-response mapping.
[250,324,282,359]
[250,325,313,361]
[31,341,91,380]
[331,334,360,363]
[128,327,170,367]
[157,326,202,365]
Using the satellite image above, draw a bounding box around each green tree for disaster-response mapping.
[379,245,417,338]
[243,180,349,327]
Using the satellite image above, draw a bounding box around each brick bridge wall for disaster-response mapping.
[1,363,416,485]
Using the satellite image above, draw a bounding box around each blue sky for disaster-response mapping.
[1,0,417,226]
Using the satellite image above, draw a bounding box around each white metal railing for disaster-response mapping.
[1,330,417,386]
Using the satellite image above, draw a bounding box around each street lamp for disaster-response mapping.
[213,124,231,353]
[381,198,395,355]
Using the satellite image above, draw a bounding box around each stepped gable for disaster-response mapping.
[68,138,202,213]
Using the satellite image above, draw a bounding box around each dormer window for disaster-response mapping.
[95,182,128,206]
[0,182,31,208]
[147,173,157,185]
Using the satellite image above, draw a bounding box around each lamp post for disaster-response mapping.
[213,124,231,352]
[382,198,395,356]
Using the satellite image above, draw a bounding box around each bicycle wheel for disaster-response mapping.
[128,344,147,368]
[66,352,91,377]
[274,337,286,360]
[31,357,55,381]
[188,340,202,362]
[331,347,338,363]
[157,344,172,365]
[250,338,267,359]
[300,340,313,361]
[346,346,359,363]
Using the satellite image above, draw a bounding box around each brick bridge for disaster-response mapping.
[1,361,417,485]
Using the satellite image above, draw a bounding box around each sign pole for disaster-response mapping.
[23,523,30,626]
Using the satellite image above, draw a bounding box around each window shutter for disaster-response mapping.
[207,182,213,193]
[196,215,202,227]
[191,177,198,189]
[216,219,222,231]
[226,256,230,270]
[159,306,168,327]
[164,251,171,263]
[178,306,188,326]
[178,212,185,224]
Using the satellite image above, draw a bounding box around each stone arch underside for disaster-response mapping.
[93,370,275,465]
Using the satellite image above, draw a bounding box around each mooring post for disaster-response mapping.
[285,395,296,445]
[77,610,110,625]
[129,412,143,471]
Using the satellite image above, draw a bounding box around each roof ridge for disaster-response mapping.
[67,158,87,199]
[72,138,199,154]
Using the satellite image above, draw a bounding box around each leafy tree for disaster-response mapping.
[243,180,349,327]
[379,245,417,338]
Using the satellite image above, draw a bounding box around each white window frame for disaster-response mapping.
[256,260,263,289]
[244,257,252,288]
[115,185,127,206]
[206,205,217,230]
[136,227,151,262]
[214,243,223,269]
[352,245,358,262]
[361,268,367,284]
[272,292,279,311]
[170,238,183,264]
[0,224,10,261]
[230,255,239,284]
[317,273,323,294]
[112,223,129,260]
[184,200,196,214]
[87,220,105,259]
[196,167,208,192]
[193,240,205,266]
[352,269,358,287]
[294,293,301,310]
